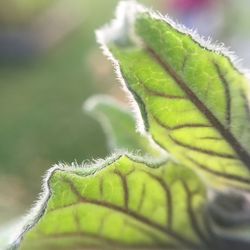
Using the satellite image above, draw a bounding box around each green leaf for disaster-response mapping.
[97,1,250,190]
[84,95,163,157]
[16,155,212,250]
[8,2,250,250]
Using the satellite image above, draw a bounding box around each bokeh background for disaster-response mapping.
[0,0,250,226]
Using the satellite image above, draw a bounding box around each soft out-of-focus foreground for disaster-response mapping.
[0,0,250,225]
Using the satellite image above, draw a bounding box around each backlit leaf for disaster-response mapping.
[16,156,213,250]
[8,2,250,250]
[97,1,250,190]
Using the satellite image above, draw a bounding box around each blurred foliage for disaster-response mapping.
[0,0,56,26]
[0,0,164,223]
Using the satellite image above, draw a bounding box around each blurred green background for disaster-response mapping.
[0,0,250,224]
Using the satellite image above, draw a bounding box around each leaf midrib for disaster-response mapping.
[145,46,250,169]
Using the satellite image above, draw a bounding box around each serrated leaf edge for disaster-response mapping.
[8,152,169,250]
[96,0,250,136]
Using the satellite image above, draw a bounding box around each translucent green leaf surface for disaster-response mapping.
[97,1,250,190]
[85,95,163,157]
[18,156,211,250]
[8,2,250,250]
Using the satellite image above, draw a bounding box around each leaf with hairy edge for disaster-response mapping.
[97,1,250,190]
[14,155,219,250]
[84,95,163,158]
[7,2,250,250]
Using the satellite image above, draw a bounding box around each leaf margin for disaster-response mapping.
[8,151,171,250]
[95,0,250,137]
[95,0,250,191]
[84,94,166,158]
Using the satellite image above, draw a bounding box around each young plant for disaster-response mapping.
[5,1,250,249]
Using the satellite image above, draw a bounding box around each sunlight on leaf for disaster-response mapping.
[97,1,250,190]
[8,2,250,250]
[18,156,211,250]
